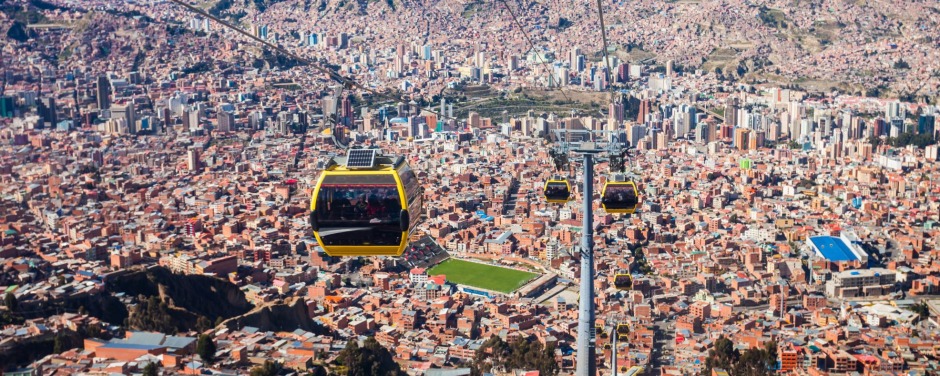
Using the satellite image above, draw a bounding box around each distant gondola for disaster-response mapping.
[613,274,633,291]
[310,149,422,256]
[616,323,630,340]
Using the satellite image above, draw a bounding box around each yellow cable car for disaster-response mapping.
[601,177,640,214]
[616,323,630,340]
[543,179,571,203]
[613,273,633,291]
[309,150,422,256]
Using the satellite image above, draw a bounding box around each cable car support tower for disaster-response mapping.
[552,129,630,376]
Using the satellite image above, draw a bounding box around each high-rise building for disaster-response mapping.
[507,55,518,71]
[926,145,939,161]
[468,112,481,130]
[636,99,650,124]
[768,116,781,141]
[111,103,137,134]
[185,107,201,131]
[422,45,432,60]
[38,97,57,129]
[917,114,935,137]
[0,96,14,118]
[676,105,696,138]
[873,118,886,137]
[567,47,585,72]
[249,111,264,130]
[725,97,739,126]
[217,110,235,132]
[617,63,629,83]
[734,128,750,150]
[608,101,624,129]
[789,102,803,139]
[800,119,813,141]
[752,130,765,150]
[885,100,903,121]
[187,148,201,171]
[556,67,569,86]
[96,76,110,110]
[628,124,646,147]
[341,95,354,127]
[890,119,902,138]
[695,122,710,144]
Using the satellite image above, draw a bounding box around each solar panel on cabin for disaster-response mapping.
[345,149,376,168]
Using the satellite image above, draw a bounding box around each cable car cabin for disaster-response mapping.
[613,274,633,291]
[544,180,571,203]
[309,150,422,257]
[595,325,608,340]
[616,324,630,340]
[601,180,640,214]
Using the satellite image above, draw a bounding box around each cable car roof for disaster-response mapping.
[323,152,405,172]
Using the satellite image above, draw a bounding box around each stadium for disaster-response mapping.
[427,258,543,297]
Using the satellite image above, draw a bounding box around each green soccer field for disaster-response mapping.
[428,259,539,294]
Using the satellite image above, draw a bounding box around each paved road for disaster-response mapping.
[648,319,676,373]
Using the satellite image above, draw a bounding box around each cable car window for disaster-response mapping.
[402,166,422,200]
[545,182,570,200]
[315,174,403,246]
[398,165,422,231]
[603,184,638,209]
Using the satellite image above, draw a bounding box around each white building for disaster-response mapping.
[409,268,428,284]
[825,268,896,298]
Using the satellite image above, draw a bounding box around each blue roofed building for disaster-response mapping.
[806,228,867,265]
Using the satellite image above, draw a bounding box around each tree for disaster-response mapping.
[704,337,778,376]
[142,362,158,376]
[6,21,29,43]
[127,296,175,333]
[470,336,558,376]
[732,347,774,376]
[4,292,17,312]
[909,301,930,321]
[336,337,407,376]
[764,341,778,367]
[196,316,212,332]
[81,322,103,339]
[53,333,63,353]
[308,365,328,376]
[703,336,738,375]
[887,133,937,148]
[250,360,282,376]
[196,334,216,364]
